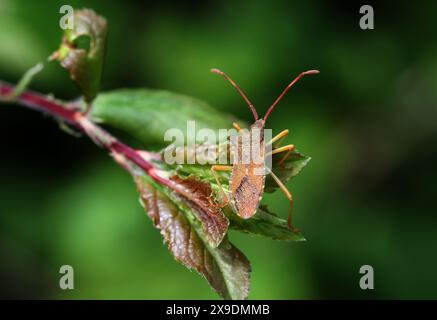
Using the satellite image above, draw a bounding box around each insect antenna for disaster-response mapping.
[211,68,258,120]
[263,70,319,122]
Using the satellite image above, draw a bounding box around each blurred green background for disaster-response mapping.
[1,0,437,299]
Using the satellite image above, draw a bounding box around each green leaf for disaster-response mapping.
[175,163,229,183]
[52,9,107,103]
[161,153,306,242]
[91,89,239,147]
[135,173,251,300]
[227,205,305,241]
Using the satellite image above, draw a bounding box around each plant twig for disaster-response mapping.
[0,81,181,193]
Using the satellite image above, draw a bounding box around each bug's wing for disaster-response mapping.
[229,122,266,219]
[230,163,266,219]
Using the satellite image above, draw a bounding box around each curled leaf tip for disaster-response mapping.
[52,8,108,104]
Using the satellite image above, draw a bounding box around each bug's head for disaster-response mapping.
[211,68,319,124]
[250,118,265,130]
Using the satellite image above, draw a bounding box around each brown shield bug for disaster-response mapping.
[210,68,319,231]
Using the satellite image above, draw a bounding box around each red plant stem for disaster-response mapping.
[0,82,78,124]
[0,81,176,190]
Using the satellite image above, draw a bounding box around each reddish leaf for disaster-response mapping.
[136,176,251,300]
[170,175,229,247]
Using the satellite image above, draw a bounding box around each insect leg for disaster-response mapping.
[271,144,295,155]
[269,171,299,232]
[232,122,242,132]
[268,144,295,166]
[267,129,289,147]
[210,165,233,207]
